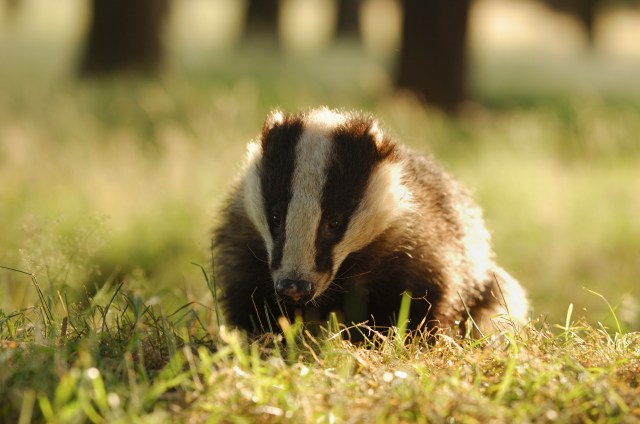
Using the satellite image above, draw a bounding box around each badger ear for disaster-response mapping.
[246,111,284,162]
[261,109,285,139]
[368,119,397,160]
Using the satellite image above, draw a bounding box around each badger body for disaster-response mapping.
[213,108,528,334]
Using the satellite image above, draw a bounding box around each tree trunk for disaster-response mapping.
[396,0,470,115]
[80,0,168,76]
[245,0,280,40]
[578,0,598,45]
[336,0,361,38]
[547,0,599,46]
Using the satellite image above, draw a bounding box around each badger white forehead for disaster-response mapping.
[304,107,348,133]
[246,108,352,163]
[243,108,413,286]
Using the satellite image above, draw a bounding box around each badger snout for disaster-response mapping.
[275,279,315,304]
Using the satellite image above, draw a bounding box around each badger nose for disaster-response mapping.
[275,279,314,304]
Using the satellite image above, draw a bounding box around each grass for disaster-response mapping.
[1,15,640,420]
[1,271,639,423]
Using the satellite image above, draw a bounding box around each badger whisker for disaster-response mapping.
[246,246,269,264]
[333,270,372,281]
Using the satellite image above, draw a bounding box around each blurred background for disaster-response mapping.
[1,0,639,329]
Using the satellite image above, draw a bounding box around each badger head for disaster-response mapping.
[243,108,412,305]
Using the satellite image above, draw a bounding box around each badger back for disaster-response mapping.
[242,108,413,302]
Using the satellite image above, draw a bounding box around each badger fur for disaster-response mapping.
[213,108,528,335]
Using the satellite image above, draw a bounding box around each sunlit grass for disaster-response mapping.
[1,274,638,422]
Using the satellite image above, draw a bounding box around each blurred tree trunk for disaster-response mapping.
[336,0,361,38]
[396,0,470,115]
[245,0,280,40]
[80,0,168,76]
[547,0,599,46]
[577,0,598,45]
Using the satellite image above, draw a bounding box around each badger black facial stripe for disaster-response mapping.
[314,118,382,273]
[259,116,304,270]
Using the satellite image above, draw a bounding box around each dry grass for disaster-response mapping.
[1,279,639,422]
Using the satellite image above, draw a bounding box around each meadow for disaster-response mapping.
[1,6,640,421]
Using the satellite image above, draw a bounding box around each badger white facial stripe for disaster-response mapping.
[243,158,272,256]
[305,107,348,132]
[277,122,334,280]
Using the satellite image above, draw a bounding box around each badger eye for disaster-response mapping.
[327,216,343,232]
[269,212,282,228]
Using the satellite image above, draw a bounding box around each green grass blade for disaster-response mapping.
[394,291,412,349]
[584,288,623,335]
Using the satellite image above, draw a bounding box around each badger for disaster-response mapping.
[213,108,528,335]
